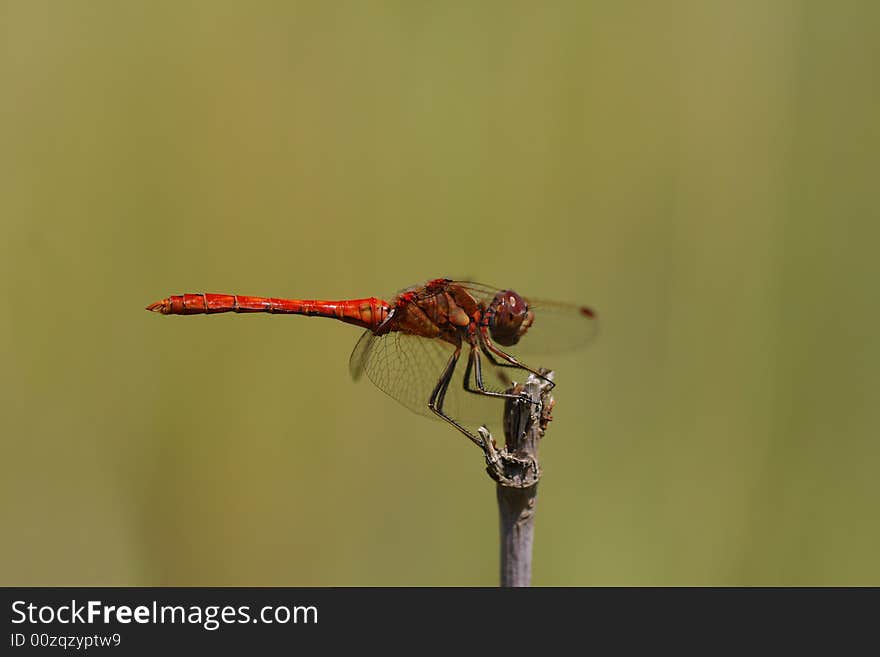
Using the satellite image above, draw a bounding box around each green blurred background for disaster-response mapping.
[2,1,878,586]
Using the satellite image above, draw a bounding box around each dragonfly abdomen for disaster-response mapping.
[146,293,389,330]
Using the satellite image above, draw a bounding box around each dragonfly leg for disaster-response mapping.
[428,344,485,448]
[478,327,555,390]
[463,343,533,403]
[482,349,522,370]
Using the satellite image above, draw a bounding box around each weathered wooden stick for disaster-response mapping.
[479,370,555,587]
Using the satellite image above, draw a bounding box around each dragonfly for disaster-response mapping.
[146,278,597,449]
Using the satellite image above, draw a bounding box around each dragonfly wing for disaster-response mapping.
[511,298,599,357]
[348,329,375,382]
[349,329,515,424]
[451,282,599,357]
[349,330,455,418]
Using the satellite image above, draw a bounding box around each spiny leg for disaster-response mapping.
[480,349,529,390]
[482,349,522,370]
[462,342,532,403]
[478,326,555,389]
[428,344,484,448]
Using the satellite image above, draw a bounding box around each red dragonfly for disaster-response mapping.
[147,278,597,448]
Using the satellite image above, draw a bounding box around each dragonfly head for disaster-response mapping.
[487,290,534,346]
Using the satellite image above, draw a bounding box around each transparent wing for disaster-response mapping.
[349,329,514,424]
[512,298,598,357]
[452,282,599,357]
[349,330,451,418]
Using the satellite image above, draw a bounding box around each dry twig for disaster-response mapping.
[478,370,555,587]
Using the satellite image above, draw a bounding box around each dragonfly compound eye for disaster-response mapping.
[488,290,534,346]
